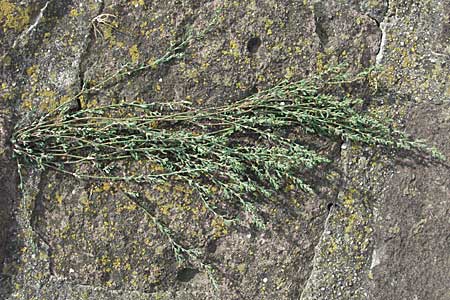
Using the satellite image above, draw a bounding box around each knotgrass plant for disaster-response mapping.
[12,65,443,221]
[11,65,443,288]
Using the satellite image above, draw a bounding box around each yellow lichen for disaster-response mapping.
[229,39,238,49]
[112,257,121,269]
[264,18,274,30]
[37,89,58,111]
[21,99,32,110]
[69,8,79,17]
[211,217,228,238]
[0,0,30,31]
[102,182,111,191]
[131,0,145,6]
[26,65,38,77]
[342,189,357,208]
[55,193,63,205]
[129,44,140,64]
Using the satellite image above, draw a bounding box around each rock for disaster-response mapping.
[0,0,448,299]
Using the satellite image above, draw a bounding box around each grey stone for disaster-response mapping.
[0,0,448,299]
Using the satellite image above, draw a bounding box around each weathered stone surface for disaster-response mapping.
[365,2,450,299]
[1,0,448,299]
[0,109,16,284]
[299,1,450,300]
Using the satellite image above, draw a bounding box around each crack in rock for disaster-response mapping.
[299,205,335,300]
[12,1,50,49]
[25,1,50,35]
[376,0,391,65]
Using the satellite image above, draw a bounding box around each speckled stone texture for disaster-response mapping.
[0,0,449,299]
